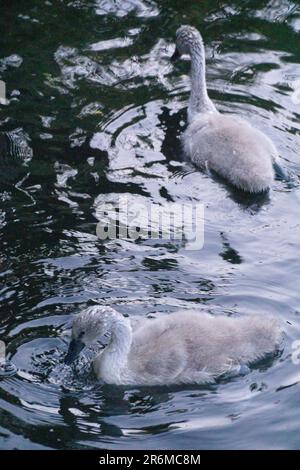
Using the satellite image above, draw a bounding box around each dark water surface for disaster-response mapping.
[1,0,300,450]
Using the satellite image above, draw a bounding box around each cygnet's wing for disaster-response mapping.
[184,113,277,192]
[129,318,189,385]
[128,312,282,385]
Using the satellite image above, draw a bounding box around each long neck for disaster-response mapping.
[99,318,132,383]
[188,43,216,121]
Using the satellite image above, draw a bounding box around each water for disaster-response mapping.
[1,0,300,450]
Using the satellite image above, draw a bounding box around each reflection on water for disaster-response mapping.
[1,0,300,450]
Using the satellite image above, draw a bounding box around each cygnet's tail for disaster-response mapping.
[242,315,283,364]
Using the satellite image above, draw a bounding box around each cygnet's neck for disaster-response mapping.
[188,41,216,121]
[97,316,132,384]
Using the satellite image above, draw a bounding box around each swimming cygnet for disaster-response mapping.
[172,25,283,193]
[64,306,282,386]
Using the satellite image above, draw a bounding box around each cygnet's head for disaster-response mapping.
[172,25,203,61]
[64,306,121,365]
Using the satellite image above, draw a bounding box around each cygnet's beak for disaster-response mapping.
[64,338,85,365]
[171,47,180,62]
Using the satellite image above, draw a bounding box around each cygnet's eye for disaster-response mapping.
[79,331,85,339]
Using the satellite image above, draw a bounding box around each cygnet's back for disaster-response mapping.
[183,113,276,193]
[128,312,282,385]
